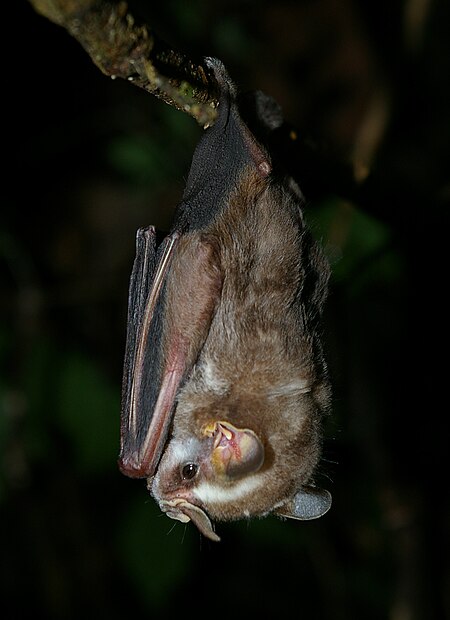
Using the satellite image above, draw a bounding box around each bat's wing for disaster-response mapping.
[119,227,222,479]
[119,227,178,478]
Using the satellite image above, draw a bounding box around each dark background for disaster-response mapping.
[2,1,448,618]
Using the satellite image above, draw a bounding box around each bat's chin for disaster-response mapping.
[150,471,264,539]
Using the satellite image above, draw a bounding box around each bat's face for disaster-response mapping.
[150,419,263,541]
[151,365,331,540]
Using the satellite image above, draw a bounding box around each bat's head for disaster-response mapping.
[150,386,332,541]
[150,420,264,541]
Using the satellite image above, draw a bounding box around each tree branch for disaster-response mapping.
[29,0,220,127]
[28,0,384,219]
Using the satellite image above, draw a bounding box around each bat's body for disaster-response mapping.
[119,59,332,540]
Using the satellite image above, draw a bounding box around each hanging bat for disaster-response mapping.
[118,58,332,541]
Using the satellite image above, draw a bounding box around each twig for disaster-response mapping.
[29,0,220,127]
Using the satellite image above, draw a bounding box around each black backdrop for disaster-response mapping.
[2,1,448,618]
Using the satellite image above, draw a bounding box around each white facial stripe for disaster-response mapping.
[194,475,263,505]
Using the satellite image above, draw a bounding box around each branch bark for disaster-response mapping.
[29,0,220,127]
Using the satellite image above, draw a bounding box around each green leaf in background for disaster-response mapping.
[106,108,198,189]
[117,497,195,609]
[22,336,55,462]
[214,18,253,59]
[169,0,205,39]
[55,352,119,474]
[0,326,13,461]
[307,198,403,289]
[1,333,54,499]
[159,104,199,150]
[107,134,171,186]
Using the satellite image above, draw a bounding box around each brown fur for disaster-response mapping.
[152,165,331,521]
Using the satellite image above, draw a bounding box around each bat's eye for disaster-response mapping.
[181,463,198,480]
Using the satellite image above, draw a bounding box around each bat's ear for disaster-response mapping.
[275,486,332,520]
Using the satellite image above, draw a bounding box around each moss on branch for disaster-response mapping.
[29,0,220,126]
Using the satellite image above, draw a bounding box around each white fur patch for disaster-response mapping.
[165,437,199,465]
[194,475,263,505]
[201,359,229,395]
[267,379,311,397]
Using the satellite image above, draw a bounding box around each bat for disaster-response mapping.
[118,58,332,541]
